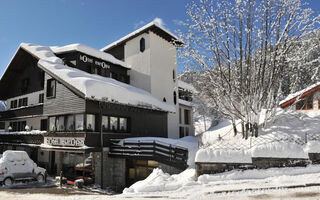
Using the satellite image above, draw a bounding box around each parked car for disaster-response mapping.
[0,150,46,186]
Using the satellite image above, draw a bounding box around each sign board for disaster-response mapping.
[44,136,85,147]
[79,54,110,69]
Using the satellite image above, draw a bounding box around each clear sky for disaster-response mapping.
[0,0,319,76]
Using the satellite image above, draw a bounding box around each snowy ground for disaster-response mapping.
[1,165,320,199]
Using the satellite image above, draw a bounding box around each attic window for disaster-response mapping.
[140,38,145,52]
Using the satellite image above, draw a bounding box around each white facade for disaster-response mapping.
[6,90,44,109]
[124,31,179,138]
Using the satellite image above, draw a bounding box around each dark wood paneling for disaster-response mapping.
[0,49,44,100]
[43,73,86,115]
[0,134,43,144]
[86,100,168,139]
[0,105,43,120]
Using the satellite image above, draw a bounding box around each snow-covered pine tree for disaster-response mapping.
[178,0,320,138]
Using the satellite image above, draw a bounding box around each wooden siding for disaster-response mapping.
[43,73,85,115]
[86,100,168,138]
[0,48,44,100]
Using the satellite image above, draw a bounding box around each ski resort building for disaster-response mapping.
[0,22,193,188]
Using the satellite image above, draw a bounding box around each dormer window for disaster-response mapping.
[140,38,145,52]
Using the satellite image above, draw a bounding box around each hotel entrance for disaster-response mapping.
[126,160,159,186]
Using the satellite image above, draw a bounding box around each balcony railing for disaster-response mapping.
[0,104,43,120]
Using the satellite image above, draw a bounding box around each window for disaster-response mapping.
[163,97,166,102]
[86,114,95,131]
[185,127,189,136]
[57,116,65,131]
[66,115,74,131]
[110,72,118,80]
[75,114,84,131]
[119,118,127,132]
[296,95,313,110]
[140,38,145,52]
[173,91,177,105]
[102,116,109,132]
[46,79,56,98]
[173,70,176,82]
[40,119,48,131]
[184,109,190,125]
[10,100,17,109]
[49,117,56,131]
[110,117,118,131]
[39,93,44,103]
[179,127,184,138]
[179,108,182,124]
[18,97,28,107]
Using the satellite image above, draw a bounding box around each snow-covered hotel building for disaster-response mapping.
[0,22,194,188]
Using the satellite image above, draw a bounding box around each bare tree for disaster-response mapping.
[178,0,320,138]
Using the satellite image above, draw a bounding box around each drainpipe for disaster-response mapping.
[99,101,104,188]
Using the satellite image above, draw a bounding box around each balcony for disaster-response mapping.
[0,104,43,120]
[0,132,44,145]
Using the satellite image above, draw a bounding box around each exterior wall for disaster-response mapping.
[179,104,194,136]
[150,32,179,139]
[86,100,168,138]
[6,90,44,109]
[43,73,85,115]
[95,148,126,190]
[286,90,320,117]
[4,116,46,131]
[125,33,151,92]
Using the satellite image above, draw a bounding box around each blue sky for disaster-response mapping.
[0,0,319,76]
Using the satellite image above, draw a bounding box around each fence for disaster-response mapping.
[199,133,320,150]
[109,139,189,169]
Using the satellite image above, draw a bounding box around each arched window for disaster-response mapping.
[163,97,166,102]
[140,38,145,52]
[173,91,177,105]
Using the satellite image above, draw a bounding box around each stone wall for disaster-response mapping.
[158,163,183,175]
[95,148,126,191]
[196,156,313,177]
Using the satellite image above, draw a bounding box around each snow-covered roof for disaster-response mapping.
[100,20,183,52]
[178,80,196,93]
[20,43,175,113]
[50,43,129,69]
[279,82,320,107]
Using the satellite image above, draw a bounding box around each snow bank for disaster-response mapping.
[123,168,197,194]
[304,141,320,153]
[251,141,309,159]
[198,165,320,184]
[0,130,46,135]
[21,43,175,112]
[120,136,198,166]
[195,148,252,163]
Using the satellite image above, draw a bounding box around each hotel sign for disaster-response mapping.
[44,136,85,147]
[79,54,110,69]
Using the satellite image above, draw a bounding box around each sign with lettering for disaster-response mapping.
[79,54,110,69]
[44,137,85,147]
